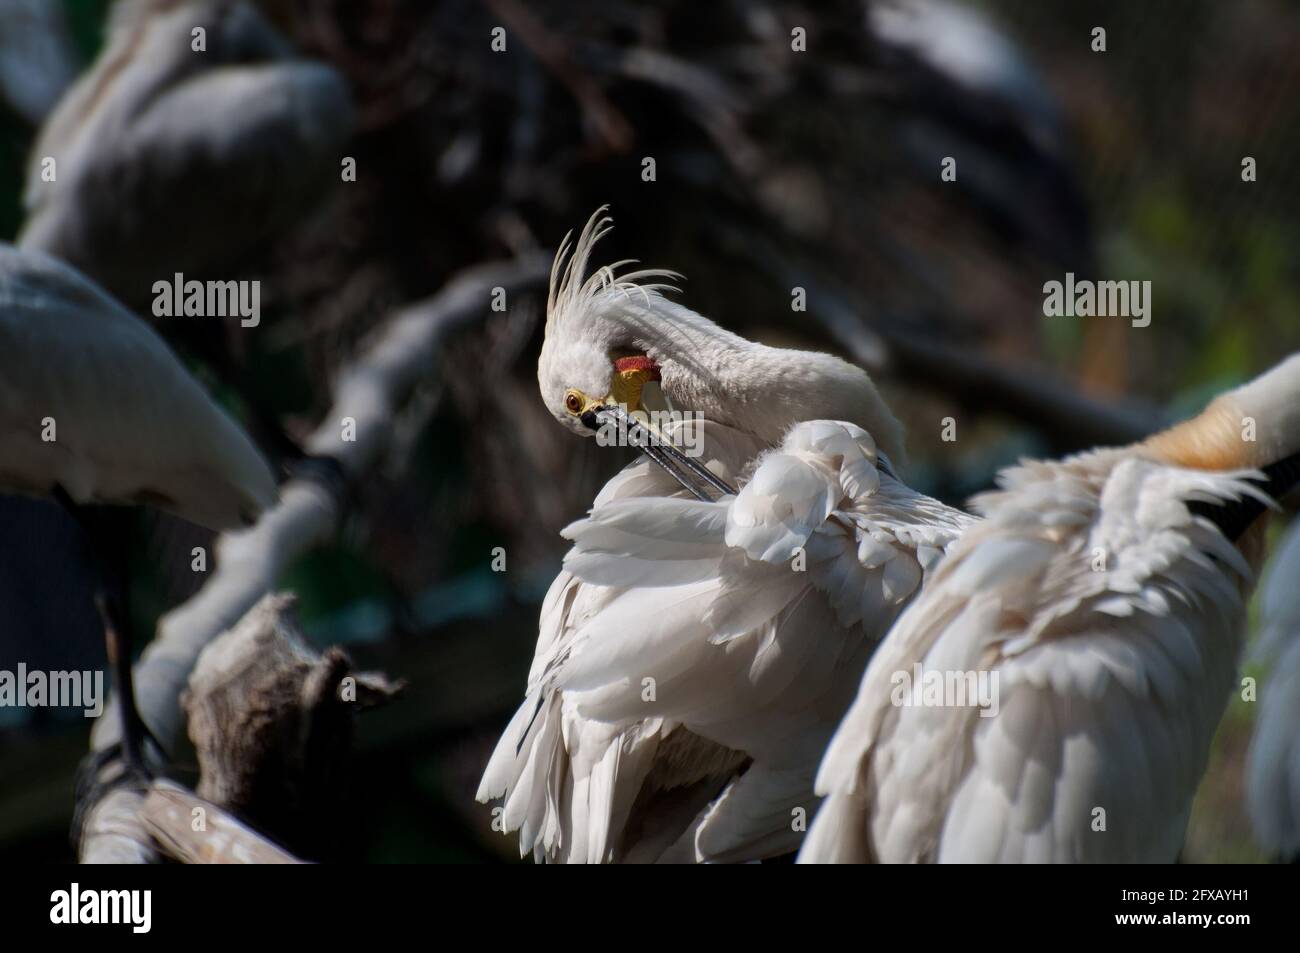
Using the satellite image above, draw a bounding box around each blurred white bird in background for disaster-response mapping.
[863,0,1096,299]
[15,0,354,463]
[478,210,974,862]
[18,0,354,312]
[0,244,277,774]
[1247,517,1300,863]
[0,245,276,525]
[801,355,1300,862]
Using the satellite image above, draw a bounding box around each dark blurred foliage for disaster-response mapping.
[1,0,1297,862]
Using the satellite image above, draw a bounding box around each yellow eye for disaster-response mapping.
[564,390,584,415]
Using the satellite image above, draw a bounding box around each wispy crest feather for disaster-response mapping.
[546,206,682,335]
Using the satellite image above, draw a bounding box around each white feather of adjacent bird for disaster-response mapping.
[0,245,276,530]
[1247,517,1300,858]
[479,418,972,862]
[800,449,1268,863]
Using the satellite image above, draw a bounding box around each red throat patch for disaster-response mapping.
[613,356,661,380]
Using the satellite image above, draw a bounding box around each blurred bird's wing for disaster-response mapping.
[20,0,352,305]
[1247,518,1300,860]
[802,452,1264,863]
[0,246,276,529]
[546,420,970,862]
[0,0,77,125]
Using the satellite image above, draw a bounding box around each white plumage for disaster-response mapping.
[478,211,971,861]
[482,419,970,861]
[0,244,276,529]
[801,355,1300,863]
[1247,517,1300,860]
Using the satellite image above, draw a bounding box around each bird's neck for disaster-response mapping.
[633,300,907,462]
[1142,356,1300,566]
[1144,355,1300,472]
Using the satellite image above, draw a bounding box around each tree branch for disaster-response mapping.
[142,781,306,864]
[78,254,549,863]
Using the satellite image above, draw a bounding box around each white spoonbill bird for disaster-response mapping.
[1247,517,1300,862]
[0,244,278,769]
[800,354,1300,863]
[478,210,974,862]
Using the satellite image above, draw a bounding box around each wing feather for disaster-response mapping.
[803,451,1259,863]
[483,420,970,861]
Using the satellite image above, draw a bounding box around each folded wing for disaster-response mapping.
[803,452,1266,863]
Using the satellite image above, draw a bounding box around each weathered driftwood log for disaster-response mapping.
[181,592,403,860]
[141,780,304,865]
[89,593,401,865]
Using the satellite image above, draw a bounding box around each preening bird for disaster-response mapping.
[1247,517,1300,862]
[477,210,973,862]
[18,0,354,311]
[800,355,1300,863]
[0,244,277,769]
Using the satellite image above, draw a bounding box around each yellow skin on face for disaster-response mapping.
[565,366,654,420]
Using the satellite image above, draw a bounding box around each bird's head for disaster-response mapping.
[538,207,680,438]
[537,207,910,473]
[540,347,664,436]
